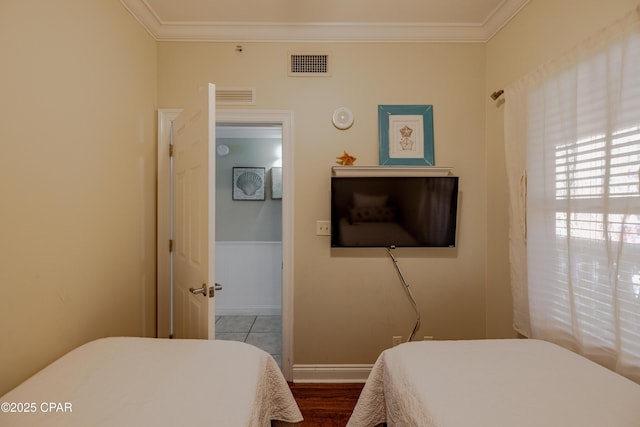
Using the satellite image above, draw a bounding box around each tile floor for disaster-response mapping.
[216,315,282,367]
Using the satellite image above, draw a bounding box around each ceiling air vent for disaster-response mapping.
[288,53,331,76]
[216,87,256,106]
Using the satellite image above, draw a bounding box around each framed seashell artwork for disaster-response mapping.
[232,167,266,201]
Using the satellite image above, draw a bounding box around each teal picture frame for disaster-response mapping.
[378,105,435,166]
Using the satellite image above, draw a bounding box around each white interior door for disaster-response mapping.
[173,83,216,339]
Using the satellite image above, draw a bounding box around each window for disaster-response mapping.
[505,7,640,382]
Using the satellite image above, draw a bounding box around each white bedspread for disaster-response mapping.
[1,337,303,427]
[347,339,640,427]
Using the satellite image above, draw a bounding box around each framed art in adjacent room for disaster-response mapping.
[378,105,435,166]
[232,167,265,201]
[271,167,282,200]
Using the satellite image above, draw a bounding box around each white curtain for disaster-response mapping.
[504,6,640,382]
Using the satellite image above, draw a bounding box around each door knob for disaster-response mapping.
[190,283,223,298]
[208,283,223,297]
[189,283,207,296]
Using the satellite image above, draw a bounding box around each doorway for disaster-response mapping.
[157,109,295,380]
[214,123,283,366]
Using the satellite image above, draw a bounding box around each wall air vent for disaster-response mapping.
[288,53,331,76]
[216,87,256,105]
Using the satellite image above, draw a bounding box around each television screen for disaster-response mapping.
[331,176,459,248]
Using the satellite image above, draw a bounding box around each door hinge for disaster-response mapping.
[169,144,174,157]
[169,239,174,252]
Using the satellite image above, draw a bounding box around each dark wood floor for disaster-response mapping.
[288,383,365,426]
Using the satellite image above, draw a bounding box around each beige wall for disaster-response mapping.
[484,0,639,338]
[158,42,488,364]
[159,0,639,366]
[0,1,157,395]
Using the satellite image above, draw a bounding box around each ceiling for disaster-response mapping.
[120,0,530,43]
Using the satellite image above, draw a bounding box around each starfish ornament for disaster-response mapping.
[336,151,356,165]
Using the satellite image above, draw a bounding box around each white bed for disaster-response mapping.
[347,339,640,427]
[1,337,303,427]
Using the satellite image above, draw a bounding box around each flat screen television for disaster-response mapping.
[331,176,459,248]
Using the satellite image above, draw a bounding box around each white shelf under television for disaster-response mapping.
[332,165,453,177]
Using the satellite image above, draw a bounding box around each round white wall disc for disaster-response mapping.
[332,107,354,130]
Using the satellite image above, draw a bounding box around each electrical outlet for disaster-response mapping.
[316,220,330,236]
[423,336,434,341]
[392,336,403,347]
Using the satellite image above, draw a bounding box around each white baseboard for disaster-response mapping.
[292,364,373,383]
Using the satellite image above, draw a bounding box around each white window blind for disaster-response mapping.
[504,7,640,382]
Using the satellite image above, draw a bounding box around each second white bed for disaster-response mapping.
[347,339,640,427]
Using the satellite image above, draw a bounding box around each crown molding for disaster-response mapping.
[483,0,530,40]
[156,22,488,43]
[120,0,164,39]
[120,0,529,43]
